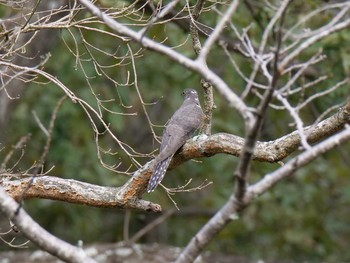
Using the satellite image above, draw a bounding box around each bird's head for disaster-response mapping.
[182,88,198,100]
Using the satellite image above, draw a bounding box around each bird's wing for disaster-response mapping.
[148,93,203,192]
[156,103,202,162]
[156,124,187,162]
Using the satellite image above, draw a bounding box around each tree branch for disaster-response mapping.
[2,99,349,209]
[175,123,350,263]
[77,0,253,125]
[280,17,350,70]
[190,0,215,135]
[134,0,244,55]
[246,125,350,201]
[197,0,239,62]
[0,186,97,263]
[2,175,161,212]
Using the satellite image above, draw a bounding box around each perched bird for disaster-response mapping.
[147,88,204,192]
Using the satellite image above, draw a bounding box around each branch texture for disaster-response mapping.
[0,186,96,263]
[2,175,161,212]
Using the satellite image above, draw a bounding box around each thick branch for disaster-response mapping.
[2,99,349,208]
[0,186,97,263]
[2,175,161,212]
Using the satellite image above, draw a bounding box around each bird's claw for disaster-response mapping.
[192,134,208,141]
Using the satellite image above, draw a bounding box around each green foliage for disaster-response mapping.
[1,1,350,262]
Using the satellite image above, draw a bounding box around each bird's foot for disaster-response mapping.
[192,134,208,141]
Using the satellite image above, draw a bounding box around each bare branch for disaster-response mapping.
[244,0,291,94]
[0,186,97,263]
[197,0,239,62]
[189,0,215,135]
[1,135,31,171]
[1,2,350,261]
[280,17,350,70]
[234,0,291,201]
[77,0,253,125]
[247,125,350,200]
[175,123,350,263]
[2,175,160,212]
[276,93,311,150]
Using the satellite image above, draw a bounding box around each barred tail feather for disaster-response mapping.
[147,157,172,192]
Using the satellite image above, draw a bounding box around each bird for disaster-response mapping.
[147,88,204,192]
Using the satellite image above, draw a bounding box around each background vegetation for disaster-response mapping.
[1,0,349,262]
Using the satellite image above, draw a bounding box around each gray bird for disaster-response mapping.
[147,88,204,192]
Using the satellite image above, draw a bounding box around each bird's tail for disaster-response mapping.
[147,156,172,192]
